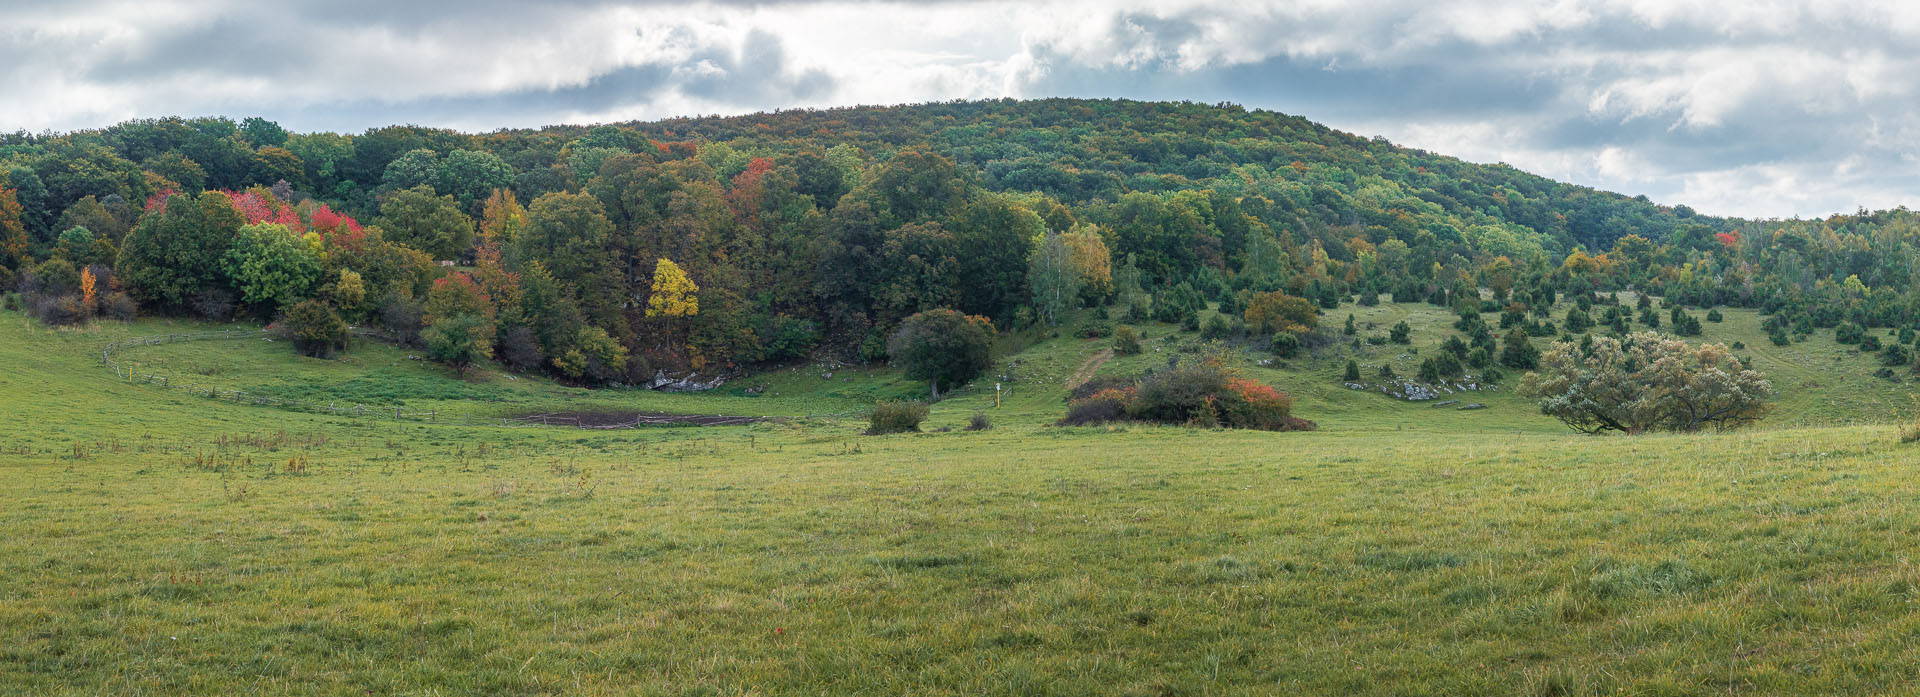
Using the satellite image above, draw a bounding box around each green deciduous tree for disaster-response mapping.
[437,149,515,216]
[552,325,629,384]
[887,308,995,399]
[421,273,496,377]
[374,185,473,260]
[1027,232,1081,327]
[422,314,493,378]
[1520,332,1772,434]
[224,223,322,314]
[118,192,244,309]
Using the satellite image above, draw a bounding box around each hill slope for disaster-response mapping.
[6,304,1920,695]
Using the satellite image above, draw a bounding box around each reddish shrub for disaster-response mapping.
[1060,351,1313,432]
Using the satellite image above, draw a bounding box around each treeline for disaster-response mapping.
[2,98,1917,383]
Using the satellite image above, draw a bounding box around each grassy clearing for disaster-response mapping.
[3,303,1919,695]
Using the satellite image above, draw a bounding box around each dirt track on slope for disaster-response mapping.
[1066,349,1114,390]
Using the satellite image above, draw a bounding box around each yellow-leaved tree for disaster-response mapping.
[79,267,97,309]
[479,189,526,249]
[646,259,699,318]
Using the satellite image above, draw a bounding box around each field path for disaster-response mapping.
[1066,349,1114,389]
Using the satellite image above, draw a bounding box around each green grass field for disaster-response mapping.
[4,299,1920,695]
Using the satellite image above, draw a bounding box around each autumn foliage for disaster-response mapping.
[1062,347,1311,431]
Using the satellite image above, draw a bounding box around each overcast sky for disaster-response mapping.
[5,0,1919,219]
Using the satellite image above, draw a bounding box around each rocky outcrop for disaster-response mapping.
[650,370,726,392]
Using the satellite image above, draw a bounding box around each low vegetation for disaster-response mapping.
[8,96,1920,694]
[866,399,929,434]
[1521,331,1772,434]
[1064,346,1311,431]
[6,290,1920,694]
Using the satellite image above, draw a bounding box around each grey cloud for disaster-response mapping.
[85,17,323,82]
[678,29,837,104]
[7,0,1920,217]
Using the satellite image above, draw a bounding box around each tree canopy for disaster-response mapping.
[4,99,1917,386]
[1519,332,1773,434]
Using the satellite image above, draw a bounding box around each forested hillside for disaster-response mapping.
[3,98,1917,383]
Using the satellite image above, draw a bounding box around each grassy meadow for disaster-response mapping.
[4,298,1920,695]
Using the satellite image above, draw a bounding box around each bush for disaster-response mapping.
[1500,328,1539,369]
[499,324,544,371]
[1706,309,1723,323]
[28,293,88,326]
[1564,308,1592,333]
[379,295,425,346]
[24,258,81,296]
[98,292,136,321]
[867,400,929,434]
[552,326,627,384]
[1343,359,1360,382]
[191,288,236,322]
[422,314,494,376]
[1769,329,1790,346]
[1418,353,1464,383]
[1080,320,1114,339]
[1837,322,1866,345]
[1112,325,1142,355]
[1883,343,1912,367]
[1200,313,1233,340]
[1520,332,1772,434]
[283,299,347,358]
[1136,356,1303,430]
[1063,387,1132,425]
[1467,346,1492,369]
[1271,332,1299,358]
[1215,291,1240,317]
[967,412,992,431]
[1244,291,1317,335]
[1861,335,1882,352]
[1059,349,1311,432]
[1389,321,1411,344]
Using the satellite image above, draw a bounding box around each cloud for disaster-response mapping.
[4,0,1920,218]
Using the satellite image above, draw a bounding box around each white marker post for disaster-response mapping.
[996,382,1002,408]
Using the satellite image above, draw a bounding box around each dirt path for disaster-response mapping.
[1066,349,1114,390]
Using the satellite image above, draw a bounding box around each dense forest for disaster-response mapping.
[3,98,1917,383]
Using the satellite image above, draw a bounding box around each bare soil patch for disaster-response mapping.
[1066,349,1115,390]
[507,411,764,428]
